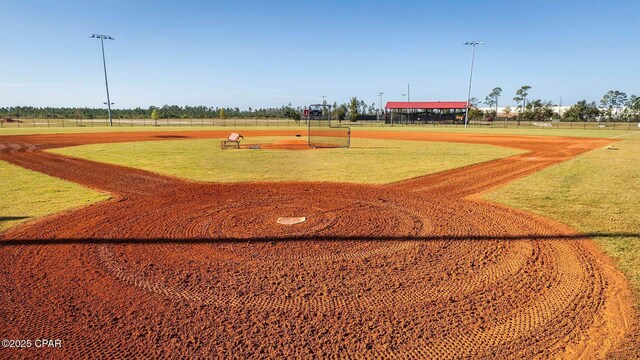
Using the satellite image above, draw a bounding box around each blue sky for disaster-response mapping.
[1,0,639,109]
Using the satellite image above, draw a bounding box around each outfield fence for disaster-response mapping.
[1,117,639,131]
[387,119,640,130]
[0,118,308,128]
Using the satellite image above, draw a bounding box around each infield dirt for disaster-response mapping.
[0,130,636,358]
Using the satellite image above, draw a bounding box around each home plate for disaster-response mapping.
[277,217,306,225]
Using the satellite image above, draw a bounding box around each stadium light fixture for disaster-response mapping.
[91,34,115,126]
[463,41,485,128]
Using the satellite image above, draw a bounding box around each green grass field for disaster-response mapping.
[49,136,524,184]
[363,126,640,138]
[2,124,638,138]
[0,125,265,136]
[484,132,640,301]
[0,160,110,232]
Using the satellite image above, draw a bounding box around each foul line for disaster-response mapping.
[609,130,640,139]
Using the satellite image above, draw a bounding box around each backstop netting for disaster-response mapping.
[307,104,351,148]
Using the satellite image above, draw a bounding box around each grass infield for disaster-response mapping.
[49,136,524,184]
[0,160,110,232]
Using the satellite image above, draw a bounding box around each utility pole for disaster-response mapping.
[378,92,384,121]
[91,34,115,127]
[407,84,411,124]
[463,41,485,128]
[558,97,562,119]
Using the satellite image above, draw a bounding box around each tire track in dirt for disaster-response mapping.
[0,130,635,359]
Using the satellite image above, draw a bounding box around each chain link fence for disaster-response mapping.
[0,118,308,128]
[2,117,639,131]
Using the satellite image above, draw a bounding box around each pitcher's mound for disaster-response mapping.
[277,217,307,225]
[260,140,309,150]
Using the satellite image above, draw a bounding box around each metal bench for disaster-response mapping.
[221,132,244,149]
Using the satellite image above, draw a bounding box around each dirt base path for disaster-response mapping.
[0,130,635,358]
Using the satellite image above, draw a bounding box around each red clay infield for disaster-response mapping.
[0,130,636,358]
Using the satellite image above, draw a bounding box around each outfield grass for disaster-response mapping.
[484,132,640,301]
[2,124,639,139]
[0,160,110,233]
[363,127,640,138]
[0,125,301,136]
[50,136,525,184]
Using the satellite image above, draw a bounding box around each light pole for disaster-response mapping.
[91,34,115,127]
[402,94,406,122]
[463,41,484,128]
[558,96,562,120]
[378,92,384,121]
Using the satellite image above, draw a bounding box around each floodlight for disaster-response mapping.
[91,33,115,126]
[463,40,485,128]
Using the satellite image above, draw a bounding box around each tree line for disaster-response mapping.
[469,87,640,122]
[2,89,638,122]
[0,99,382,121]
[0,105,303,120]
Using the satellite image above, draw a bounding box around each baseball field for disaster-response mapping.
[1,127,638,358]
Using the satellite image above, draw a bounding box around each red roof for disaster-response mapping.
[385,101,468,109]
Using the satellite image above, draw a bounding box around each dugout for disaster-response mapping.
[385,101,468,125]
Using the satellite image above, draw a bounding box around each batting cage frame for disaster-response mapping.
[307,104,351,148]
